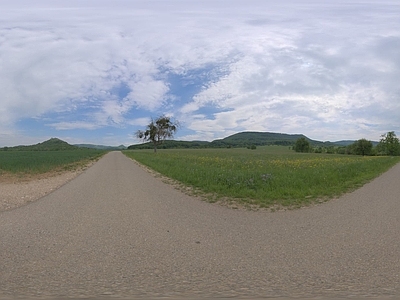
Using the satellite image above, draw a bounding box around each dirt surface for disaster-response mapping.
[0,170,82,212]
[0,159,97,213]
[1,151,400,299]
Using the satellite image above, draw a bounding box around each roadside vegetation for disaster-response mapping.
[124,146,400,209]
[295,131,400,156]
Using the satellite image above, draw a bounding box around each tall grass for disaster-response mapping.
[0,150,105,175]
[124,146,400,208]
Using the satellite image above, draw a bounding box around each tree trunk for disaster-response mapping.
[153,142,157,153]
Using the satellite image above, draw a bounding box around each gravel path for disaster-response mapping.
[0,171,82,212]
[1,151,399,299]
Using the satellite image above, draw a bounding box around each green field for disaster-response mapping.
[0,150,106,175]
[124,146,400,209]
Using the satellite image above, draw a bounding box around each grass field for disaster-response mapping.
[0,150,106,176]
[124,146,400,209]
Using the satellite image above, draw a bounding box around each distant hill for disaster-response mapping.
[210,131,334,147]
[331,140,355,146]
[0,138,129,151]
[1,134,375,152]
[333,140,379,147]
[128,131,339,150]
[75,144,127,150]
[1,138,78,151]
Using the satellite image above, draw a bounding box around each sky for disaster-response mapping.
[1,0,399,147]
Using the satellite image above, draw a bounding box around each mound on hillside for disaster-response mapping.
[2,138,78,151]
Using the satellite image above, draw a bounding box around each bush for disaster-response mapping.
[294,137,310,153]
[353,139,373,156]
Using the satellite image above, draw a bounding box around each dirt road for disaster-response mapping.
[1,151,399,299]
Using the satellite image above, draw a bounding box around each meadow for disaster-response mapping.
[124,146,400,208]
[0,149,105,176]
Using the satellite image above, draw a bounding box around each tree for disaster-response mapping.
[378,131,400,156]
[352,138,373,156]
[294,137,310,153]
[136,115,179,153]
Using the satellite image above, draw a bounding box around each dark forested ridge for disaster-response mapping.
[128,131,345,150]
[128,140,210,150]
[212,132,312,147]
[74,144,127,150]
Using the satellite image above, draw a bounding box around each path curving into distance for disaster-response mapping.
[1,151,399,299]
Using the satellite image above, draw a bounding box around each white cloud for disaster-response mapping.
[0,0,399,146]
[126,77,170,111]
[127,117,151,127]
[49,121,100,131]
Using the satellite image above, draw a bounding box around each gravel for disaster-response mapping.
[0,171,82,212]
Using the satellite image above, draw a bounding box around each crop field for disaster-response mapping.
[0,150,105,175]
[124,146,400,208]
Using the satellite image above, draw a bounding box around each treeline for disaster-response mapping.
[128,131,339,150]
[128,131,400,155]
[128,139,297,150]
[128,140,209,150]
[294,131,400,156]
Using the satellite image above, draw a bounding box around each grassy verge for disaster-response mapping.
[124,146,400,209]
[0,150,106,176]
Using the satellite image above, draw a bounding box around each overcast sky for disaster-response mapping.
[1,0,399,146]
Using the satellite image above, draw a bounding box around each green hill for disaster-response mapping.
[211,132,313,147]
[2,138,78,151]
